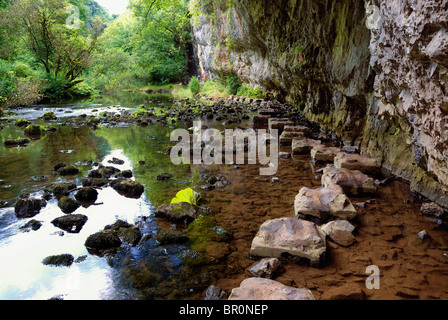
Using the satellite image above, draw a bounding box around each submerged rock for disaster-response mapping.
[204,285,228,300]
[294,184,357,221]
[19,219,43,232]
[110,178,144,198]
[156,230,189,245]
[155,202,198,224]
[311,145,344,163]
[4,138,30,147]
[228,278,315,300]
[250,217,326,266]
[321,165,377,195]
[15,198,47,219]
[51,214,88,233]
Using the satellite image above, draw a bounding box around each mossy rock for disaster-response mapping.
[24,124,46,136]
[74,187,98,203]
[48,182,77,198]
[156,230,189,245]
[40,112,57,120]
[4,138,30,146]
[14,198,47,219]
[15,119,31,127]
[117,227,142,246]
[57,196,81,214]
[56,164,80,176]
[110,178,144,199]
[85,230,122,250]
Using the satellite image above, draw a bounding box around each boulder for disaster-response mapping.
[51,214,88,233]
[15,198,47,219]
[85,230,122,250]
[74,187,98,203]
[292,139,321,154]
[56,165,80,176]
[321,220,356,247]
[248,258,282,279]
[82,177,109,187]
[20,219,43,232]
[294,184,357,221]
[110,178,144,199]
[250,217,326,265]
[49,182,77,198]
[321,165,377,195]
[228,278,315,300]
[57,196,81,214]
[155,202,198,224]
[117,227,142,246]
[42,254,74,267]
[334,152,380,175]
[311,145,344,163]
[88,166,120,178]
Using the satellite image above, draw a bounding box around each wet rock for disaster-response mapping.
[268,118,294,133]
[204,285,228,300]
[228,278,315,300]
[278,151,291,159]
[110,178,144,199]
[420,202,447,219]
[250,217,326,266]
[321,165,377,195]
[74,187,98,203]
[15,198,47,219]
[88,166,120,178]
[85,230,122,250]
[253,114,270,125]
[321,220,356,247]
[206,242,230,260]
[15,119,31,127]
[155,202,198,224]
[118,227,142,246]
[294,184,357,221]
[248,258,282,279]
[279,131,306,145]
[4,138,30,147]
[24,125,45,136]
[40,112,57,120]
[311,145,344,163]
[51,214,88,233]
[292,139,322,154]
[48,182,77,198]
[82,177,109,187]
[417,230,428,240]
[19,219,42,232]
[42,254,74,267]
[334,152,380,175]
[57,196,81,214]
[157,173,173,180]
[56,164,80,176]
[113,170,133,178]
[156,230,189,245]
[107,157,125,165]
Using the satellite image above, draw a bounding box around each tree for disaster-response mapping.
[1,0,102,89]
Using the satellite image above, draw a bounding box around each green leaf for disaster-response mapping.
[171,187,200,205]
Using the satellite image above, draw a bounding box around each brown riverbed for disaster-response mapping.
[184,144,448,300]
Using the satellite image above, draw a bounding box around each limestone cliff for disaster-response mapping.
[191,0,448,207]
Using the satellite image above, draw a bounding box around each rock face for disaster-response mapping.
[250,218,326,265]
[191,0,448,209]
[321,166,377,195]
[294,184,357,221]
[228,278,315,300]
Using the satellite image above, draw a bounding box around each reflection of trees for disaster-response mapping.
[94,125,191,207]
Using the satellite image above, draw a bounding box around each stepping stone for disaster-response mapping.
[321,220,356,247]
[250,217,326,265]
[228,278,315,300]
[311,145,344,163]
[268,118,294,133]
[284,125,309,134]
[249,258,282,279]
[321,165,377,195]
[334,152,380,175]
[294,184,357,221]
[292,139,321,154]
[280,131,306,145]
[253,114,270,125]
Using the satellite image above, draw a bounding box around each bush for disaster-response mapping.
[236,83,265,98]
[225,76,241,95]
[188,77,200,95]
[44,77,70,100]
[67,82,94,98]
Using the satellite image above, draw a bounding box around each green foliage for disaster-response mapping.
[188,77,201,95]
[67,82,94,98]
[171,187,201,205]
[44,77,70,100]
[225,76,241,95]
[236,83,264,98]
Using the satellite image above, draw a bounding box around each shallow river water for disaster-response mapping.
[1,92,447,300]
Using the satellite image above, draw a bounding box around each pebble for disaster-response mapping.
[417,230,428,239]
